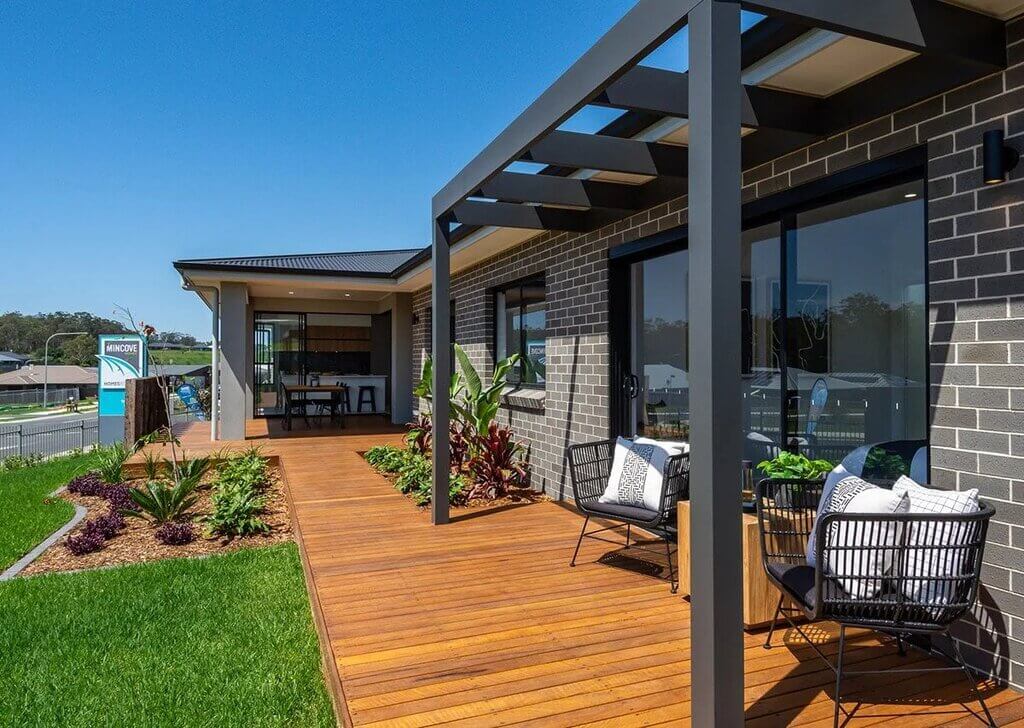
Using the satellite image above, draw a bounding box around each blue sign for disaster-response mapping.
[97,334,148,444]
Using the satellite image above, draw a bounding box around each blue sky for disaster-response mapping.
[1,2,756,338]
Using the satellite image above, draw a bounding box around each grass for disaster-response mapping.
[0,398,97,420]
[0,543,335,727]
[150,349,211,365]
[0,452,93,571]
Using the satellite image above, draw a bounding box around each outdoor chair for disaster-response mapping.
[755,477,996,727]
[566,439,689,592]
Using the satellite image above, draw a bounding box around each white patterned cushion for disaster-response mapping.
[599,437,671,512]
[635,437,689,455]
[892,476,979,605]
[818,475,910,599]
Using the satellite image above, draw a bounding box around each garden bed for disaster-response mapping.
[21,452,292,577]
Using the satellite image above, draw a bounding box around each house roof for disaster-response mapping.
[174,248,426,278]
[0,365,97,387]
[158,364,211,377]
[0,352,30,363]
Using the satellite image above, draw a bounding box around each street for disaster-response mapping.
[0,412,98,459]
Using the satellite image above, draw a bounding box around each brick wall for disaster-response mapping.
[414,16,1024,684]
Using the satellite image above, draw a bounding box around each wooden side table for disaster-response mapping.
[676,500,789,630]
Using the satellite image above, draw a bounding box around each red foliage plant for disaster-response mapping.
[467,422,527,501]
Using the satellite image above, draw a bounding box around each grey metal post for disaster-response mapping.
[430,216,451,525]
[43,331,87,409]
[688,1,744,725]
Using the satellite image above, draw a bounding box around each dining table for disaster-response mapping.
[282,384,348,431]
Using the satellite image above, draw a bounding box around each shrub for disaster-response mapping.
[205,483,269,537]
[0,453,43,472]
[103,484,134,512]
[394,452,431,495]
[155,521,195,546]
[411,471,466,507]
[466,423,527,500]
[66,530,105,556]
[67,473,107,497]
[176,452,213,483]
[204,449,272,538]
[365,445,408,473]
[123,477,202,524]
[86,509,125,539]
[215,447,269,492]
[757,451,833,480]
[405,414,432,454]
[95,442,131,484]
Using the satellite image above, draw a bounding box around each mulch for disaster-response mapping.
[21,466,292,577]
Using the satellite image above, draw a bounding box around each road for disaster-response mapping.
[0,412,99,459]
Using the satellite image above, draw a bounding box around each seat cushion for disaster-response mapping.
[767,562,851,612]
[586,500,660,523]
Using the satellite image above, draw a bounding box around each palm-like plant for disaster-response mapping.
[122,476,202,524]
[412,356,464,418]
[450,344,519,436]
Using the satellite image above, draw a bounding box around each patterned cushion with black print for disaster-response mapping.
[598,437,673,514]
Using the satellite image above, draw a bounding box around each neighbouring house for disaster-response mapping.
[0,352,30,372]
[0,364,98,398]
[175,1,1024,705]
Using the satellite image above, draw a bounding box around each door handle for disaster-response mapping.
[625,373,640,399]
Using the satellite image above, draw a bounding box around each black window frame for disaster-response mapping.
[493,274,547,388]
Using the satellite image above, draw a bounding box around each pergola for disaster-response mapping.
[428,1,1008,723]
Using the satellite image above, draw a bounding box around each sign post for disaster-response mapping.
[97,334,148,445]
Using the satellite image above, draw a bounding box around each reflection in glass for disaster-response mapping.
[254,313,303,416]
[498,279,547,385]
[786,180,927,463]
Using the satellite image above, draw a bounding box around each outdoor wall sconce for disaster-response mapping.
[983,129,1020,185]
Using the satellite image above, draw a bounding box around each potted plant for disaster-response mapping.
[757,451,834,507]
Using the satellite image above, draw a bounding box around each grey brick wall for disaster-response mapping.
[413,16,1024,685]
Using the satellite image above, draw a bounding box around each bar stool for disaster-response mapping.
[357,385,376,413]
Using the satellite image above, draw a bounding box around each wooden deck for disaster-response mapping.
[142,420,1024,727]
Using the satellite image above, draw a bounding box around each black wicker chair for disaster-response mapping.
[567,439,689,592]
[755,477,996,727]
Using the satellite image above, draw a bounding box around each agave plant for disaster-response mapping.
[176,452,212,483]
[122,476,202,524]
[141,451,166,480]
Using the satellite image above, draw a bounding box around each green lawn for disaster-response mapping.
[0,453,91,571]
[0,543,335,727]
[150,349,212,365]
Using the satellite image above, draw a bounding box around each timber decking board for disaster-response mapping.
[136,421,1022,727]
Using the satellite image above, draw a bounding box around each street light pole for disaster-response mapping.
[43,331,88,409]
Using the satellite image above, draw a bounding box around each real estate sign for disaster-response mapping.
[97,334,147,444]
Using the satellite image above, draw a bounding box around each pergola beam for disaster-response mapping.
[452,199,607,232]
[477,172,645,210]
[433,0,702,217]
[523,130,689,177]
[595,65,825,135]
[741,0,1005,69]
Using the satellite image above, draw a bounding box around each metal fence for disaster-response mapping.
[0,387,80,409]
[0,419,98,460]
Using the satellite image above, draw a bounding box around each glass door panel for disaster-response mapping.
[785,180,926,463]
[254,313,304,416]
[741,223,783,466]
[630,249,689,439]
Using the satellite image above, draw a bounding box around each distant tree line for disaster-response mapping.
[0,311,205,367]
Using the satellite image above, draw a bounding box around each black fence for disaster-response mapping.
[0,419,98,460]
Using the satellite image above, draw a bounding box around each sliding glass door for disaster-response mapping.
[254,313,304,417]
[618,175,927,466]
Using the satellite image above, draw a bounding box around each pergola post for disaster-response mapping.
[688,1,744,725]
[430,216,451,525]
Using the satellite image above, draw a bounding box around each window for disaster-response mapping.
[496,277,546,385]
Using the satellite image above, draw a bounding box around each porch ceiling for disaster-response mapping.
[437,0,1010,242]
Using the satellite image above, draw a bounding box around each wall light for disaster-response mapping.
[983,129,1020,185]
[288,291,294,295]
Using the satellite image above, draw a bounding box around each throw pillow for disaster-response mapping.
[599,437,671,513]
[806,464,853,568]
[635,437,689,455]
[892,476,980,605]
[817,475,910,599]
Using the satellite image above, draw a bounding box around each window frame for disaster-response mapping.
[493,273,547,388]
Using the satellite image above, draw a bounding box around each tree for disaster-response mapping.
[0,311,128,359]
[58,335,98,366]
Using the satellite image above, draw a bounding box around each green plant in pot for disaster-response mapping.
[757,451,834,507]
